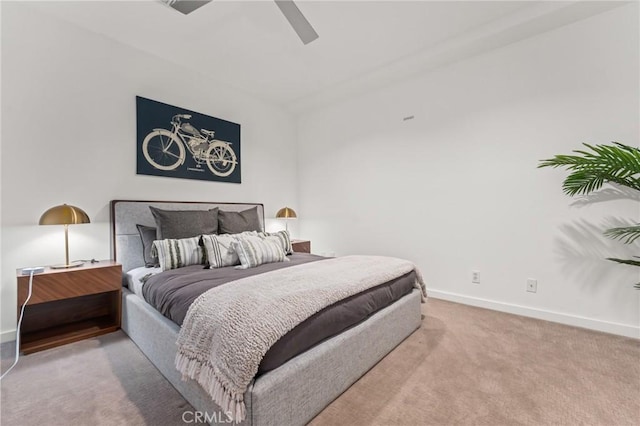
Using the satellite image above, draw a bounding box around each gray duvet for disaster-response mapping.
[142,253,415,374]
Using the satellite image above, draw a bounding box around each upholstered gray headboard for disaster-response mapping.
[110,200,265,274]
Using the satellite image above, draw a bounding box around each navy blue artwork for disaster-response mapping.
[136,96,241,183]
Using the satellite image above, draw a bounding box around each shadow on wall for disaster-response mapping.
[569,184,640,207]
[555,217,639,290]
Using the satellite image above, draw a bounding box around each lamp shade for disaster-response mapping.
[39,204,90,225]
[276,207,297,219]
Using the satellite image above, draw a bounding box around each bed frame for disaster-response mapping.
[111,200,422,425]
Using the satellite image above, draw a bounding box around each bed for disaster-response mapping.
[111,200,423,425]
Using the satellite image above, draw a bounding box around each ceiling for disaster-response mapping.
[26,1,625,114]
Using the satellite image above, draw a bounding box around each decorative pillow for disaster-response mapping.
[150,207,219,240]
[151,236,206,271]
[136,224,160,267]
[218,207,262,234]
[201,231,260,268]
[259,230,293,255]
[232,238,288,269]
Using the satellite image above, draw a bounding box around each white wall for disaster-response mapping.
[2,3,638,342]
[0,4,299,340]
[297,4,640,337]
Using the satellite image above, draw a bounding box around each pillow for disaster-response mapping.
[136,224,159,267]
[259,230,293,255]
[232,238,288,269]
[201,231,261,268]
[150,207,219,240]
[218,207,262,234]
[151,236,206,271]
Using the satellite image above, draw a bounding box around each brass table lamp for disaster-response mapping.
[39,204,90,269]
[276,207,297,233]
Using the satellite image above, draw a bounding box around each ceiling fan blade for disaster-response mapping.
[160,0,211,15]
[274,0,319,45]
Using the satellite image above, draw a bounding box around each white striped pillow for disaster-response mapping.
[151,237,206,271]
[201,231,261,269]
[232,238,288,269]
[259,230,293,255]
[201,234,238,268]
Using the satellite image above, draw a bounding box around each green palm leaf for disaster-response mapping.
[607,257,640,267]
[604,225,640,244]
[542,142,640,288]
[539,142,640,196]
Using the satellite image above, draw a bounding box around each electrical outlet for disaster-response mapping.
[472,270,480,284]
[527,278,537,293]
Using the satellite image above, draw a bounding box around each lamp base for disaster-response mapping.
[50,260,84,269]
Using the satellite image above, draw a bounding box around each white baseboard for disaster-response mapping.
[428,289,640,339]
[1,329,16,344]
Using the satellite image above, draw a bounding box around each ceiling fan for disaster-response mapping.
[159,0,319,45]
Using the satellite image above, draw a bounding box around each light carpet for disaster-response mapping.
[1,299,638,425]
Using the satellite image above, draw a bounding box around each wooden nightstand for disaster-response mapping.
[291,239,311,253]
[16,260,122,354]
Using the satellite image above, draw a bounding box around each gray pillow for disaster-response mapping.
[149,207,219,240]
[136,224,159,267]
[218,207,262,234]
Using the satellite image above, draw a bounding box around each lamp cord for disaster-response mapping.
[0,270,35,380]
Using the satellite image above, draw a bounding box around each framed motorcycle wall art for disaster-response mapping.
[136,96,241,183]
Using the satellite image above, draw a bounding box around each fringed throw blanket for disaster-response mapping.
[175,255,427,422]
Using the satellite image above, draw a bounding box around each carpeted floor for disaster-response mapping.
[1,299,638,426]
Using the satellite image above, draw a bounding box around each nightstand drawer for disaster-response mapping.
[17,261,121,305]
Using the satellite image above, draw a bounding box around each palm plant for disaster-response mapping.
[539,142,640,288]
